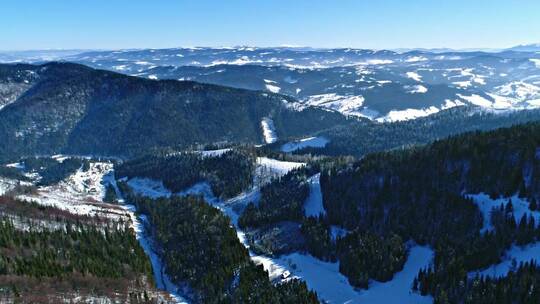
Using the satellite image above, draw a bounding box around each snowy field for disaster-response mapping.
[302,94,366,117]
[376,106,440,122]
[281,137,329,153]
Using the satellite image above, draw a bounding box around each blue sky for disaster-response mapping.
[2,0,539,50]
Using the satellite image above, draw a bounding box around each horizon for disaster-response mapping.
[1,43,538,53]
[3,0,540,51]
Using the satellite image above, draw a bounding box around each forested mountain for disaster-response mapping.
[0,194,168,303]
[0,62,349,162]
[281,106,540,157]
[318,121,540,302]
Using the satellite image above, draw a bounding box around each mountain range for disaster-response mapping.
[3,46,539,122]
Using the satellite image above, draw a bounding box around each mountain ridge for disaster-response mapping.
[0,62,349,161]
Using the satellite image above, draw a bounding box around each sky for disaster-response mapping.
[1,0,540,50]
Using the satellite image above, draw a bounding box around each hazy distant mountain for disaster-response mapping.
[507,43,540,52]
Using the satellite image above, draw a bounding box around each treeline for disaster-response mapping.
[116,149,255,198]
[320,121,540,298]
[128,193,319,303]
[0,219,151,279]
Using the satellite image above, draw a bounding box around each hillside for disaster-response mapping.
[0,62,348,162]
[319,122,540,302]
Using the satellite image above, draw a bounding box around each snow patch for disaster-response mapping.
[405,56,428,63]
[330,226,348,241]
[272,246,433,304]
[0,178,20,196]
[406,71,422,82]
[362,59,394,65]
[442,99,466,109]
[404,85,428,94]
[494,81,540,102]
[265,84,281,93]
[304,174,325,217]
[6,162,25,169]
[261,118,278,144]
[256,157,305,177]
[303,94,365,117]
[376,107,440,122]
[457,94,493,107]
[453,81,472,88]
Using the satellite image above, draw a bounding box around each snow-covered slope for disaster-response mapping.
[17,162,130,221]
